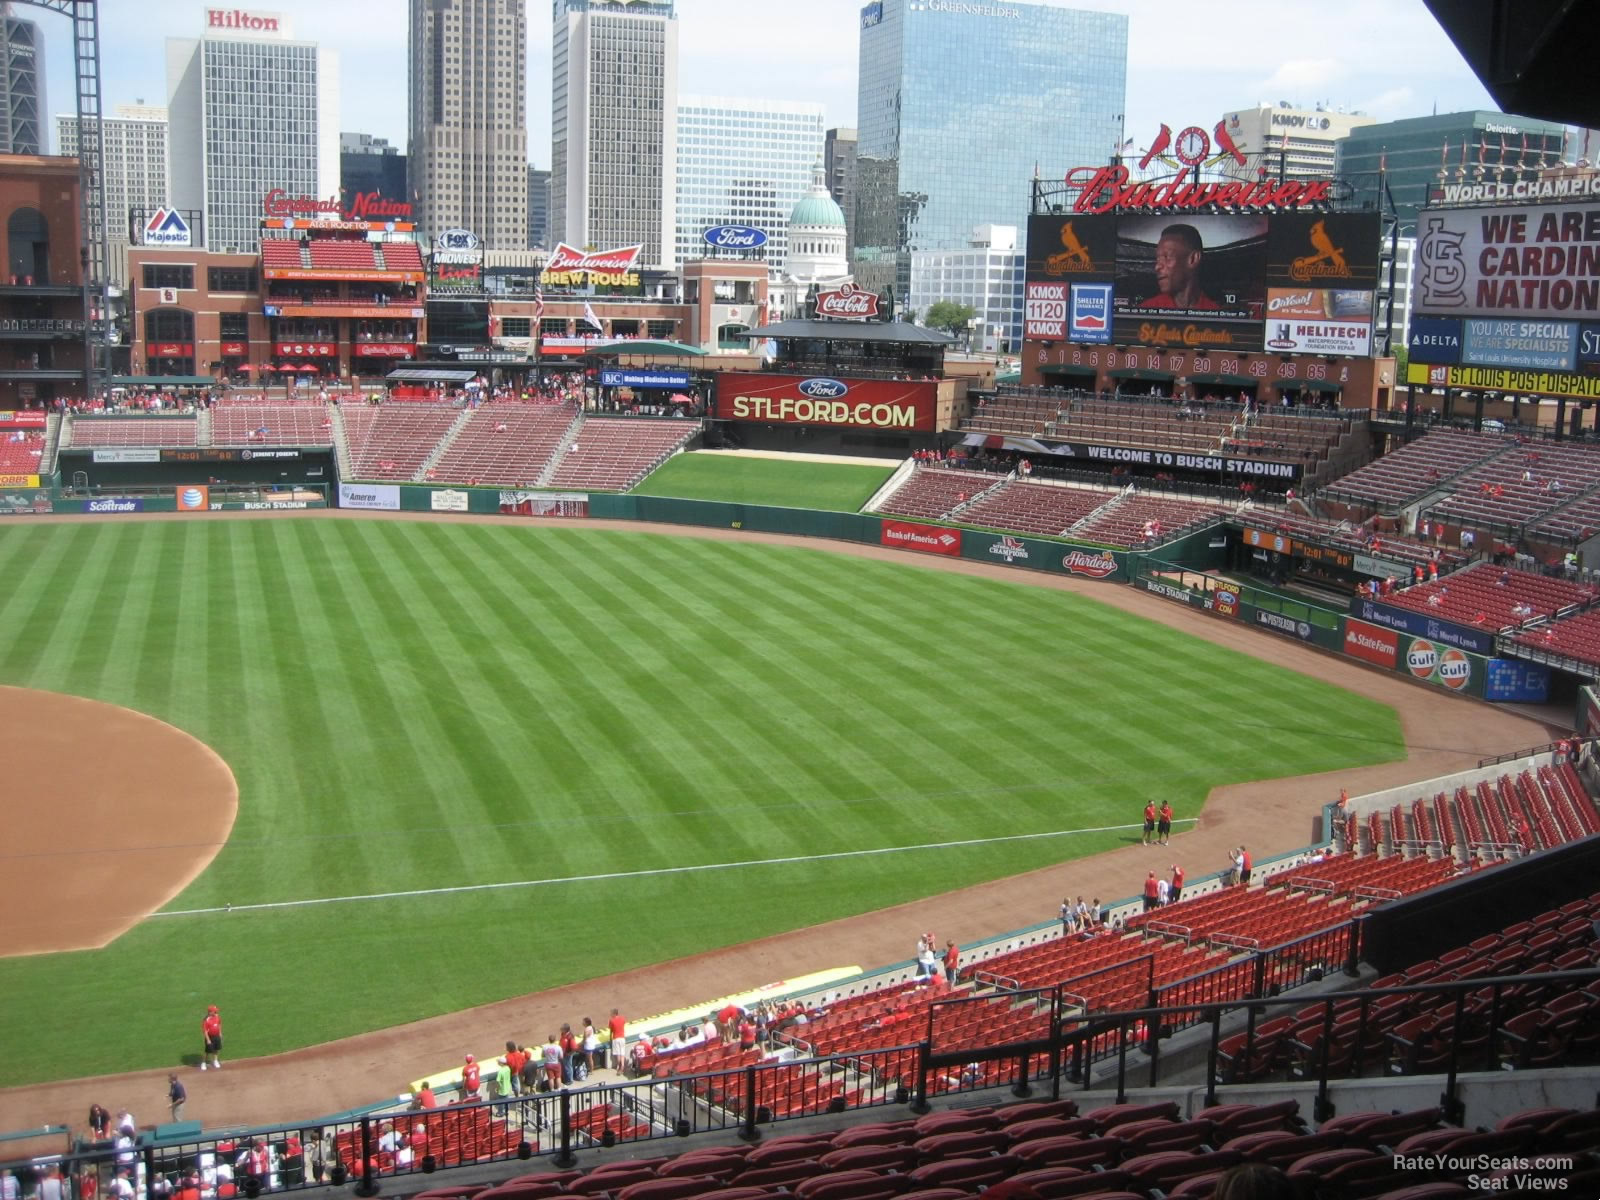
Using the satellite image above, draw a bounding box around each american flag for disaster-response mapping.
[533,280,545,321]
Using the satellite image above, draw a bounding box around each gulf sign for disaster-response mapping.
[714,373,937,431]
[1403,638,1472,691]
[1344,619,1398,669]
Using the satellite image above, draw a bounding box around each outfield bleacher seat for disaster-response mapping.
[69,417,199,447]
[544,418,699,491]
[343,405,459,480]
[428,405,578,487]
[211,405,335,447]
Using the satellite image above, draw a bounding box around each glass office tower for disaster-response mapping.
[854,0,1126,298]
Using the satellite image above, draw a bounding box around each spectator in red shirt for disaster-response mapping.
[737,1018,757,1050]
[201,1005,223,1071]
[1170,863,1185,903]
[460,1055,481,1101]
[411,1083,436,1111]
[1157,801,1173,846]
[503,1042,526,1095]
[1239,846,1252,885]
[608,1010,627,1071]
[1142,801,1157,845]
[1143,872,1160,912]
[943,940,960,985]
[718,1003,741,1042]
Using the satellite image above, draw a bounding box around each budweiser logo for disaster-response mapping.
[816,283,880,320]
[543,242,644,274]
[1063,550,1117,578]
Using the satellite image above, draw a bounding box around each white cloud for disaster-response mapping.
[1254,58,1348,96]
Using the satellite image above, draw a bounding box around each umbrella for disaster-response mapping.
[668,393,694,405]
[296,363,318,373]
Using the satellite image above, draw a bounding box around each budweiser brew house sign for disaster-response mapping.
[541,243,644,288]
[815,282,880,321]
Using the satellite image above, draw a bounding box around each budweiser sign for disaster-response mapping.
[262,188,413,221]
[815,282,880,321]
[542,243,643,275]
[1063,165,1335,214]
[1062,549,1118,579]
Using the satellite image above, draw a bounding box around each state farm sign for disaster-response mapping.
[815,282,880,321]
[1343,619,1399,670]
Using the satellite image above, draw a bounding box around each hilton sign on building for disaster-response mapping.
[167,7,339,252]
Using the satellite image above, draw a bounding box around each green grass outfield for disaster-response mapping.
[0,519,1404,1086]
[630,453,895,511]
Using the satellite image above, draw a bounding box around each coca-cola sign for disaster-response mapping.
[815,282,880,321]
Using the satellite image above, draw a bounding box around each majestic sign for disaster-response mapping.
[715,372,937,431]
[1415,203,1600,321]
[814,282,881,321]
[143,208,192,247]
[541,243,643,288]
[702,225,768,250]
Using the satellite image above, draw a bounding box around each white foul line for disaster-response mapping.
[154,820,1193,918]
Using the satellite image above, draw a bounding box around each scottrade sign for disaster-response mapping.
[714,373,938,431]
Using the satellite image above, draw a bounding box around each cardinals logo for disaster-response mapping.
[1044,221,1095,274]
[1290,219,1352,281]
[1139,120,1247,172]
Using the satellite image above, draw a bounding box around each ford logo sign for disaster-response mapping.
[798,378,848,399]
[702,224,769,250]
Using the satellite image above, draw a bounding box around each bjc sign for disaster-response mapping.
[207,9,281,33]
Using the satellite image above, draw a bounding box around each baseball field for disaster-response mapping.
[0,517,1406,1088]
[630,454,895,510]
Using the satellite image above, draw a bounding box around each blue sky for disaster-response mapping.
[48,0,1499,168]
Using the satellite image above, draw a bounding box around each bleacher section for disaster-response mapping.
[1380,562,1592,630]
[1530,489,1600,545]
[959,481,1114,537]
[308,240,379,271]
[1423,442,1600,533]
[963,389,1350,474]
[1319,430,1508,512]
[210,406,335,447]
[342,405,462,480]
[379,242,424,272]
[1512,608,1600,668]
[429,405,579,486]
[545,419,699,491]
[874,468,1003,520]
[1070,495,1225,547]
[261,239,308,270]
[1234,512,1470,573]
[68,417,198,447]
[0,432,44,474]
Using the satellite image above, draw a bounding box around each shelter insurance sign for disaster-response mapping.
[714,373,937,432]
[1415,203,1600,321]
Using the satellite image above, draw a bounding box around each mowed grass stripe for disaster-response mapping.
[631,454,894,511]
[0,520,1404,1086]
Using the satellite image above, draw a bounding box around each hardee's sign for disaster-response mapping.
[815,282,881,320]
[541,243,643,288]
[1064,166,1334,215]
[262,189,413,221]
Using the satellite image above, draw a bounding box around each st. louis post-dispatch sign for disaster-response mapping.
[712,373,938,432]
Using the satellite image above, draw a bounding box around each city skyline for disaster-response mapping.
[67,0,1502,184]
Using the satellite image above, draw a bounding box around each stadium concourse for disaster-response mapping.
[0,509,1562,1138]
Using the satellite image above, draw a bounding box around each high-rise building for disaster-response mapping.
[1217,103,1375,182]
[1334,111,1568,233]
[57,104,169,289]
[340,132,408,210]
[408,0,528,250]
[909,224,1025,353]
[824,127,857,258]
[675,96,823,275]
[527,166,550,248]
[0,18,45,155]
[167,14,338,253]
[854,0,1126,297]
[552,0,678,267]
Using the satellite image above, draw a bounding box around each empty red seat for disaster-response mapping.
[905,1155,1020,1190]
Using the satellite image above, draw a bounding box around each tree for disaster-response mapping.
[923,300,977,336]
